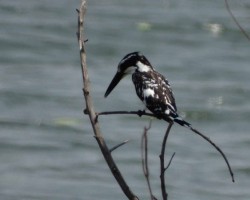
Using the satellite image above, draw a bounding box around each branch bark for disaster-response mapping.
[141,121,157,200]
[97,110,234,182]
[159,122,173,200]
[76,1,138,199]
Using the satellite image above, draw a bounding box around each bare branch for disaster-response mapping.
[110,140,130,153]
[141,121,157,200]
[159,122,173,200]
[97,110,156,118]
[97,109,234,182]
[76,1,139,199]
[164,153,175,173]
[190,127,235,182]
[225,0,250,41]
[95,110,155,123]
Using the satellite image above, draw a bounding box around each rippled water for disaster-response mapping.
[0,0,250,199]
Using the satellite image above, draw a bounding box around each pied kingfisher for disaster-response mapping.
[104,52,191,128]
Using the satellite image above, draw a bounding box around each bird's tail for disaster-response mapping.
[168,112,191,128]
[173,117,191,128]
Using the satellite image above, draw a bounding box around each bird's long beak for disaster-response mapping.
[104,71,123,98]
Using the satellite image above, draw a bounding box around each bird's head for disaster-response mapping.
[104,52,153,97]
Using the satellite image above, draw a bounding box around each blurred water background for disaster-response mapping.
[0,0,250,199]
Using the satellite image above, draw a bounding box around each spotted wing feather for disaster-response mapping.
[132,70,177,120]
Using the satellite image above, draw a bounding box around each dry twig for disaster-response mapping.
[190,127,235,182]
[110,140,130,153]
[97,110,234,182]
[159,122,173,200]
[225,0,250,41]
[76,1,138,199]
[141,121,157,200]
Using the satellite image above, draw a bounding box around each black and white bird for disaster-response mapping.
[104,52,235,182]
[104,52,191,128]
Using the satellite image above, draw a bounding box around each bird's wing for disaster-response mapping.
[132,70,177,119]
[150,71,177,112]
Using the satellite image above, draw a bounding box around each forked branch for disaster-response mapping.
[141,121,157,200]
[96,110,234,182]
[76,1,138,199]
[159,122,173,200]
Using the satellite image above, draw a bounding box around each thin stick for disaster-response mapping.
[97,110,155,118]
[225,0,250,41]
[190,127,235,182]
[164,153,176,173]
[141,121,157,200]
[159,122,173,200]
[110,140,130,153]
[97,110,234,182]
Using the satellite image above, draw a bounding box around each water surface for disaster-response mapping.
[0,0,250,199]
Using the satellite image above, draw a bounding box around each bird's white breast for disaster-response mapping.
[136,61,151,72]
[143,88,155,98]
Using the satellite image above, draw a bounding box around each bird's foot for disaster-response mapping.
[137,109,146,117]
